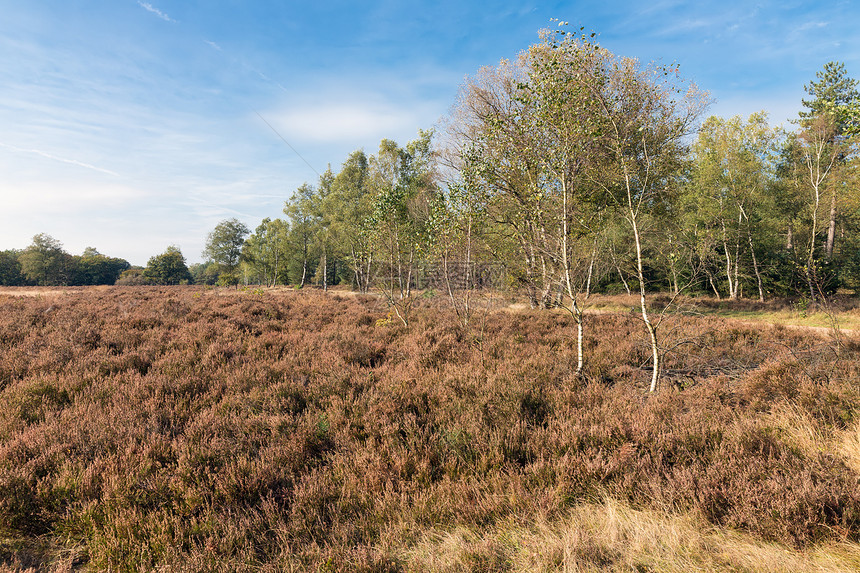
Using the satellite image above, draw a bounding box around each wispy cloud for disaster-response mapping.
[0,143,120,177]
[273,102,425,144]
[137,1,175,23]
[795,20,828,32]
[1,180,142,212]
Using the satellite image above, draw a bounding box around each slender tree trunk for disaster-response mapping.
[585,242,597,299]
[523,238,538,308]
[300,238,308,288]
[539,247,552,308]
[670,263,679,296]
[394,227,403,298]
[320,246,327,292]
[616,263,631,295]
[826,188,837,259]
[608,244,630,295]
[720,218,735,299]
[707,270,721,300]
[405,249,414,298]
[442,248,463,324]
[802,124,838,300]
[464,214,473,320]
[561,178,584,375]
[807,183,820,300]
[272,242,278,287]
[746,225,765,302]
[390,233,397,298]
[629,209,660,392]
[732,211,742,299]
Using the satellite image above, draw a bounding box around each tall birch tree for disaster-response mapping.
[576,34,707,391]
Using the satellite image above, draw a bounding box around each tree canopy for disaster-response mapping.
[203,218,250,286]
[144,246,192,285]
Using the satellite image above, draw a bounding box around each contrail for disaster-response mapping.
[138,7,318,179]
[255,111,320,177]
[0,143,120,177]
[137,1,175,23]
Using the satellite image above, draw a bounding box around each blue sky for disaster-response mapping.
[1,1,858,266]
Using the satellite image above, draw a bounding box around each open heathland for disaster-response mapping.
[1,286,859,571]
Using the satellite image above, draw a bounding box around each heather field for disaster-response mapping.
[1,287,860,572]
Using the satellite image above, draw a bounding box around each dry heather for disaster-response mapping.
[0,287,859,571]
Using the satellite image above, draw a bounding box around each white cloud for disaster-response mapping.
[271,100,432,144]
[0,180,144,213]
[137,2,176,23]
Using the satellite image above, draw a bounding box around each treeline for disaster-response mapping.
[213,27,859,389]
[5,28,858,306]
[0,236,199,287]
[0,234,130,286]
[226,30,859,309]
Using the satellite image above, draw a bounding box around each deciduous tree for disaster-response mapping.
[19,234,68,286]
[574,31,707,391]
[144,246,192,285]
[689,113,782,301]
[203,218,250,287]
[243,218,290,287]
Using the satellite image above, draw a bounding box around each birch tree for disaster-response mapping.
[367,132,438,325]
[577,35,707,391]
[690,113,782,301]
[243,218,290,286]
[442,56,563,309]
[203,218,250,287]
[284,182,322,288]
[518,27,608,375]
[794,114,842,298]
[324,152,375,292]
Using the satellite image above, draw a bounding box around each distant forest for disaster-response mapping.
[4,28,859,309]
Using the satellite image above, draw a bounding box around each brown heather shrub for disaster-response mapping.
[0,287,859,571]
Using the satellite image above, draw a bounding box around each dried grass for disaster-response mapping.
[406,498,860,572]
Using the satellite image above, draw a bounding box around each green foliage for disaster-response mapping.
[0,249,26,286]
[203,218,250,286]
[143,246,192,285]
[367,130,438,316]
[188,261,220,285]
[18,234,68,286]
[687,113,784,299]
[116,267,148,286]
[242,218,290,286]
[800,61,860,135]
[284,181,325,288]
[7,239,130,287]
[6,42,860,305]
[280,133,440,298]
[322,151,375,291]
[71,248,131,285]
